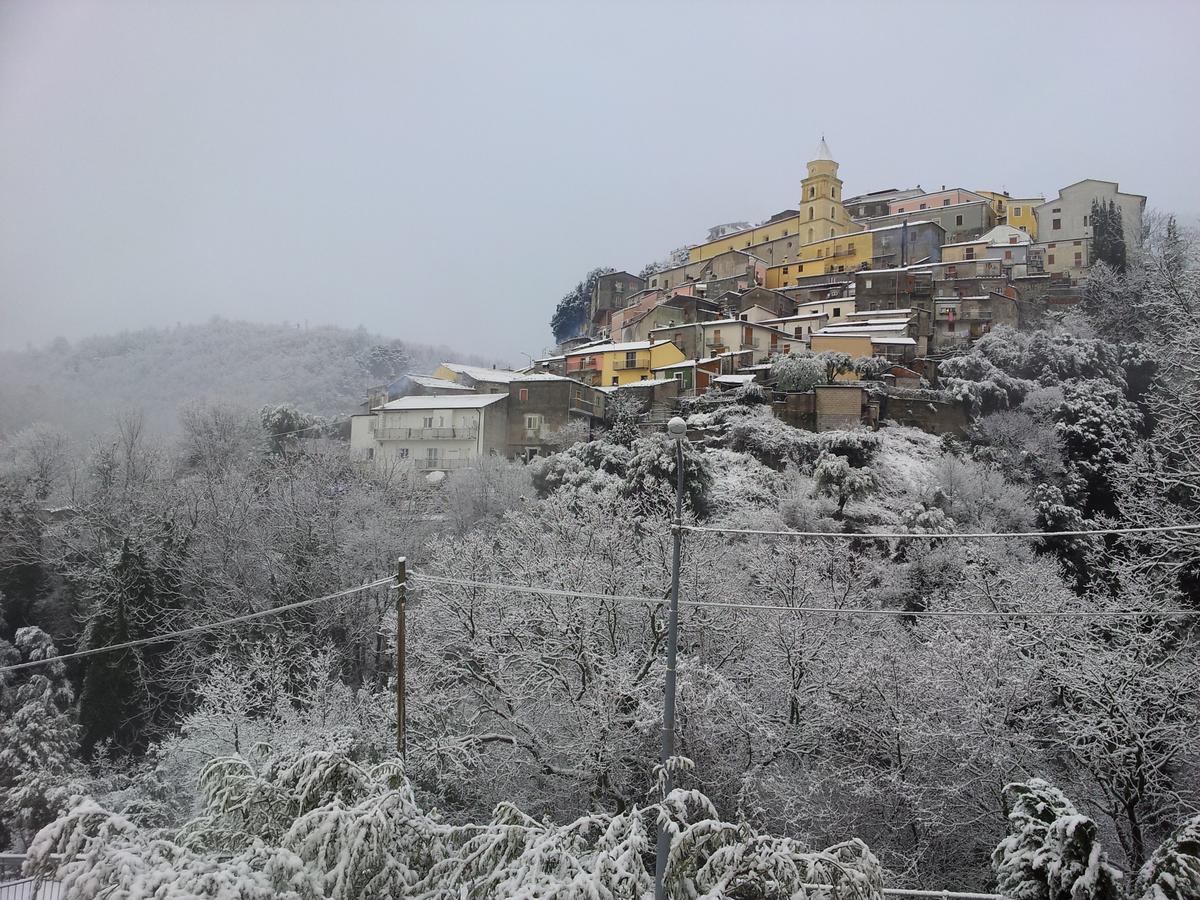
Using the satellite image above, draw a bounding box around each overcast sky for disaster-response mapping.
[2,1,1198,363]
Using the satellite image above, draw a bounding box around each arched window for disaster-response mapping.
[808,228,814,241]
[808,186,815,199]
[830,228,836,239]
[830,206,836,218]
[808,207,814,221]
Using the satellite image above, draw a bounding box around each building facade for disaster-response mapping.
[350,393,509,472]
[1034,179,1146,253]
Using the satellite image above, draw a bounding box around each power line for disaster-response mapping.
[681,523,1200,540]
[407,572,1195,620]
[0,577,394,676]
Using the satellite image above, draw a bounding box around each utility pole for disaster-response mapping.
[654,417,687,900]
[395,556,407,762]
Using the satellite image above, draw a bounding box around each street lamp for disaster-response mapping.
[654,416,687,900]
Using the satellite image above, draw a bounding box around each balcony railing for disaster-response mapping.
[373,426,478,441]
[740,340,760,350]
[414,457,471,471]
[612,355,650,370]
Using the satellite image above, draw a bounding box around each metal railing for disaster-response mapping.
[0,854,63,899]
[612,356,650,370]
[373,426,478,441]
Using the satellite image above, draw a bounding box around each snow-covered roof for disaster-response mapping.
[812,136,833,161]
[405,374,474,391]
[439,363,524,383]
[763,312,829,324]
[821,322,911,334]
[511,373,571,382]
[848,308,912,318]
[716,374,758,385]
[617,378,677,387]
[378,394,507,411]
[940,238,990,248]
[870,337,917,346]
[563,339,673,356]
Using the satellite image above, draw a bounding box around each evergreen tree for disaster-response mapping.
[0,628,82,852]
[993,779,1123,900]
[77,537,184,756]
[549,266,615,342]
[1133,814,1200,900]
[1091,198,1127,272]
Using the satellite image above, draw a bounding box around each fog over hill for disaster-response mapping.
[0,318,501,438]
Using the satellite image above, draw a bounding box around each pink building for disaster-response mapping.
[890,189,988,215]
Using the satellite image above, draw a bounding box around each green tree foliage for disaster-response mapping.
[1091,199,1128,273]
[78,536,187,756]
[550,267,615,342]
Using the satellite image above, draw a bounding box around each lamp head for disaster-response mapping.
[667,417,687,439]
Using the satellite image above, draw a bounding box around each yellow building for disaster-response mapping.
[564,339,686,387]
[688,139,863,262]
[977,191,1044,239]
[764,231,873,287]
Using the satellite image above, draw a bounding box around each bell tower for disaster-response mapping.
[799,137,855,242]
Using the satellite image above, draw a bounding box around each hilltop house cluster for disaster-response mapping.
[542,139,1144,383]
[350,140,1145,472]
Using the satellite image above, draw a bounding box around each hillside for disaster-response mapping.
[0,319,498,438]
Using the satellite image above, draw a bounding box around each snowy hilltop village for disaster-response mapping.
[349,138,1150,467]
[4,137,1200,900]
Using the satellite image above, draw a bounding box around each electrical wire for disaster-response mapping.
[407,572,1196,620]
[680,523,1200,540]
[0,577,394,676]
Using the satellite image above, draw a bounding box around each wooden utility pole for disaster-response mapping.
[395,556,407,762]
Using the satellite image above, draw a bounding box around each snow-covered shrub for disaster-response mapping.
[727,411,819,470]
[992,779,1123,900]
[851,355,892,381]
[704,448,782,517]
[816,430,881,467]
[1133,814,1200,900]
[27,748,885,900]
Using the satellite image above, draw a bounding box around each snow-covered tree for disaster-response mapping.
[1133,814,1200,900]
[771,354,827,392]
[550,266,616,341]
[0,628,82,852]
[813,450,878,518]
[992,779,1122,900]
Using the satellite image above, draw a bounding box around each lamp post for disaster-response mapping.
[654,416,687,900]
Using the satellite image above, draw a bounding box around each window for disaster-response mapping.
[955,215,964,226]
[611,376,618,385]
[793,327,802,337]
[1013,206,1022,215]
[422,416,433,428]
[1049,243,1057,249]
[739,314,747,321]
[1052,207,1061,213]
[396,448,409,459]
[763,233,769,242]
[1004,250,1012,260]
[1074,252,1083,266]
[366,448,374,460]
[848,242,855,254]
[783,344,791,354]
[782,230,788,236]
[832,307,841,317]
[712,329,722,343]
[919,203,928,210]
[898,207,905,213]
[1048,253,1056,265]
[1073,240,1082,246]
[865,278,872,288]
[808,228,814,241]
[640,374,648,381]
[1083,215,1090,226]
[965,248,975,260]
[518,388,528,401]
[943,198,951,206]
[624,350,637,368]
[525,413,543,429]
[783,266,789,274]
[614,282,624,293]
[1009,236,1018,244]
[947,320,957,332]
[830,206,836,218]
[798,264,804,272]
[1052,218,1062,230]
[809,186,815,198]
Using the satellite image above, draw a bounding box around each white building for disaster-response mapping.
[350,393,509,472]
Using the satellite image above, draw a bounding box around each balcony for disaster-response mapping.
[612,354,650,370]
[414,457,471,471]
[373,426,478,441]
[740,340,760,350]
